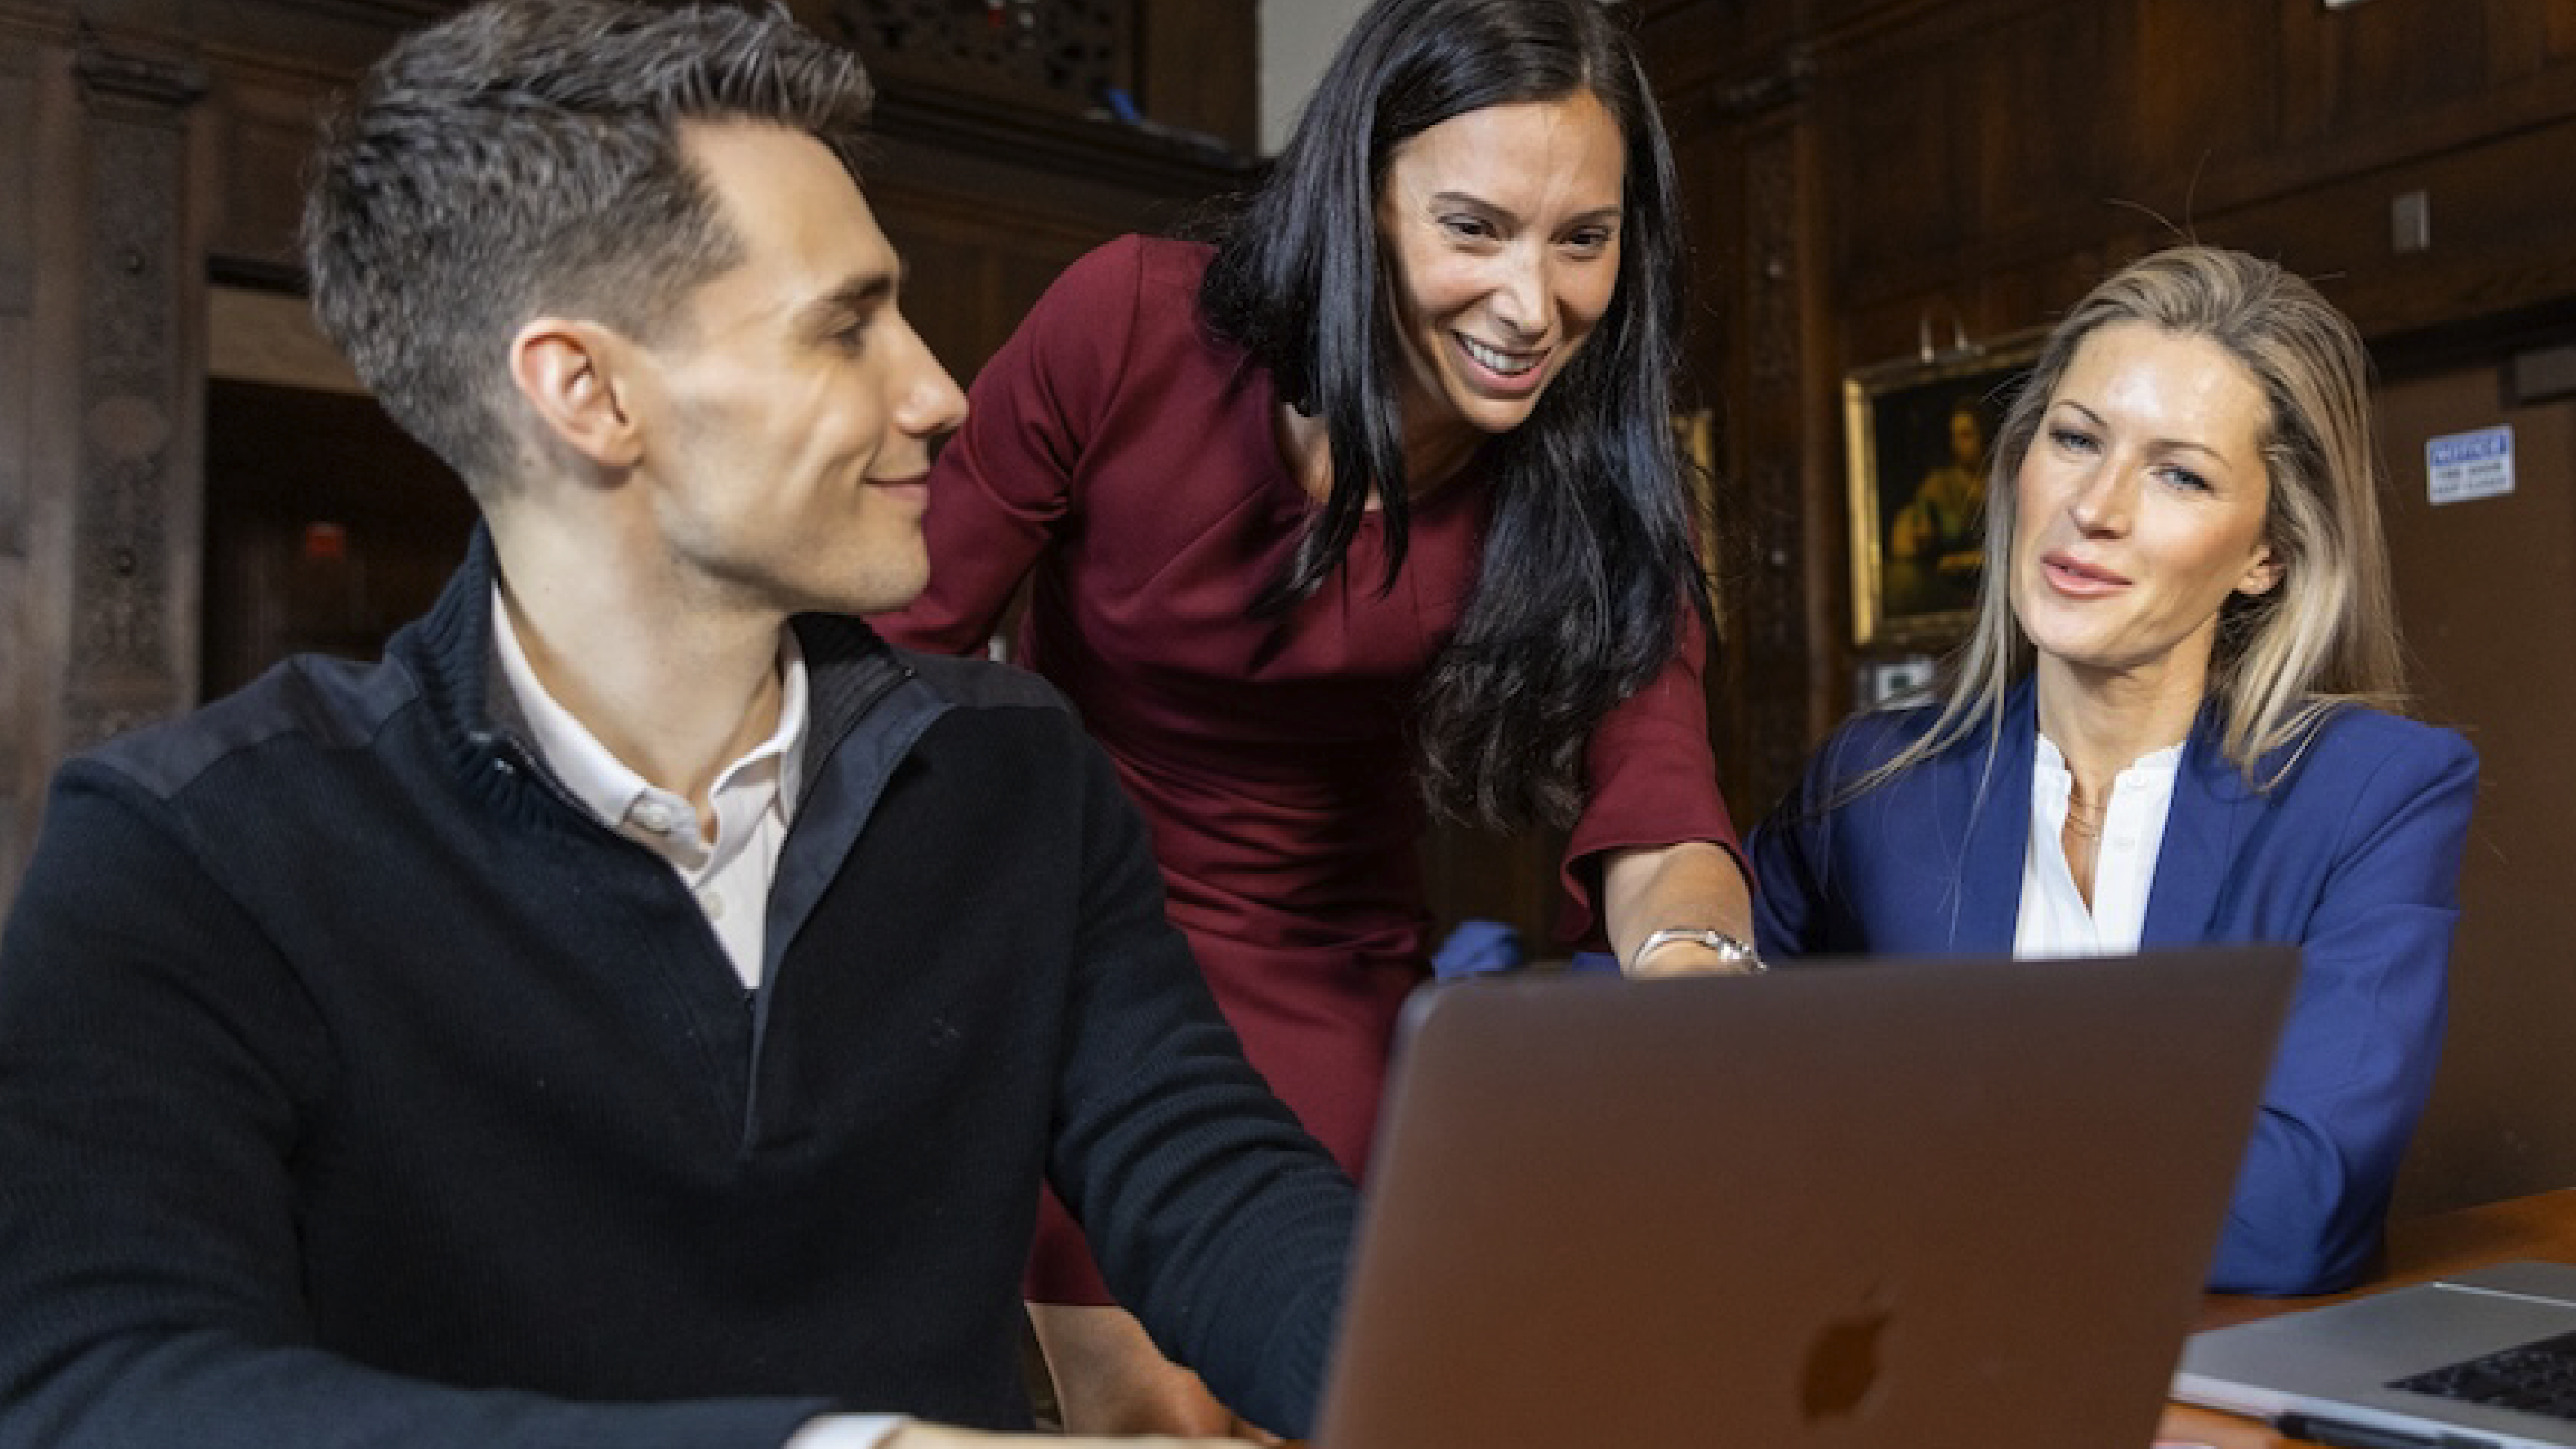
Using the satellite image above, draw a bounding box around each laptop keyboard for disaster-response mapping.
[2392,1327,2576,1419]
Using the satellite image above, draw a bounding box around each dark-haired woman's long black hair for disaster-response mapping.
[1198,0,1712,831]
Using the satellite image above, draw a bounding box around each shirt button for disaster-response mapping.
[699,889,727,921]
[633,802,674,833]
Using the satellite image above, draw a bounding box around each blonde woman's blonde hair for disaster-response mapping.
[1863,245,2407,795]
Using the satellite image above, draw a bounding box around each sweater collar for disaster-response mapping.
[392,524,916,790]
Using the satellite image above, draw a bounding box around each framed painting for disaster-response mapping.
[1843,331,2043,647]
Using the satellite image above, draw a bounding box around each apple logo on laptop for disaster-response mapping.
[1799,1291,1892,1424]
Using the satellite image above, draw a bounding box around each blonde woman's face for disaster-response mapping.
[2009,322,2282,690]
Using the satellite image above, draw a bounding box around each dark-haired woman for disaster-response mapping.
[872,0,1750,1432]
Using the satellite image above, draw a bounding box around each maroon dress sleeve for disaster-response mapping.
[1555,603,1745,945]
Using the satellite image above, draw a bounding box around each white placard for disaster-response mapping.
[2427,425,2515,506]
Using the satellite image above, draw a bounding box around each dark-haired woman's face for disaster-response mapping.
[1373,90,1624,440]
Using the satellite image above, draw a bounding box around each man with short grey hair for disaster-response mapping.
[0,5,1352,1446]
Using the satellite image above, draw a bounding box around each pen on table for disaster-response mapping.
[2271,1412,2483,1449]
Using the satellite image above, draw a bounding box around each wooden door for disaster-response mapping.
[2377,348,2576,1218]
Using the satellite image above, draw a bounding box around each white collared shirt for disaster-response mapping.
[492,589,806,989]
[2014,733,2182,958]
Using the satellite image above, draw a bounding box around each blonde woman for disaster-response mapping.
[1752,246,2477,1296]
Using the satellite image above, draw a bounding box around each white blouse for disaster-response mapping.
[2014,734,2183,958]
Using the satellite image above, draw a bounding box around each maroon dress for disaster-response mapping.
[873,235,1739,1302]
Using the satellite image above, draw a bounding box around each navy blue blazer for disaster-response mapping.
[1750,679,2477,1295]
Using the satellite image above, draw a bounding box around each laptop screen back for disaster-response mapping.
[1313,947,2297,1449]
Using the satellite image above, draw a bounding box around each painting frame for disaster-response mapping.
[1844,329,2045,648]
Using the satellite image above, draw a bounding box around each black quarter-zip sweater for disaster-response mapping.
[0,531,1352,1449]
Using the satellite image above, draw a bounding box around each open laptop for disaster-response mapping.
[1309,945,2298,1449]
[2177,1261,2576,1447]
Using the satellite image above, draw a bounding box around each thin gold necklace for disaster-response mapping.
[2065,791,2106,841]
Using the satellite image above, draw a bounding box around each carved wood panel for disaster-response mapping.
[1736,117,1822,809]
[835,0,1129,115]
[64,40,204,753]
[1,62,32,560]
[0,48,36,897]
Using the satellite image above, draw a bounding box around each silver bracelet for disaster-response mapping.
[1630,927,1766,974]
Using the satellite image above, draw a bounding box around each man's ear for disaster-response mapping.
[508,317,642,469]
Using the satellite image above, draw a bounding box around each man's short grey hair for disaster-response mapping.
[302,0,875,489]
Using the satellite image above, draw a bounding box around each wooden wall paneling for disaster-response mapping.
[1,51,33,547]
[2133,0,2282,198]
[862,85,1249,379]
[1634,0,1781,105]
[2486,0,2571,82]
[1133,0,1255,156]
[1967,3,2116,238]
[1973,243,2126,339]
[1826,3,2143,312]
[0,37,50,897]
[868,177,1148,381]
[1802,0,1977,48]
[2248,0,2576,218]
[63,30,210,757]
[867,191,1001,382]
[2289,0,2497,148]
[1823,42,1971,287]
[1839,239,2117,378]
[1683,130,1758,817]
[2188,114,2576,346]
[133,0,454,78]
[833,0,1131,123]
[1650,15,1832,835]
[1730,109,1835,806]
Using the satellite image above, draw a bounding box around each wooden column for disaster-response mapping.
[61,33,208,754]
[0,18,206,902]
[0,23,57,895]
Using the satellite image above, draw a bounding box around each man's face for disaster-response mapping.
[620,120,966,618]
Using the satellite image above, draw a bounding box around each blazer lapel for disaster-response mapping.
[2143,714,2253,944]
[1949,682,2040,951]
